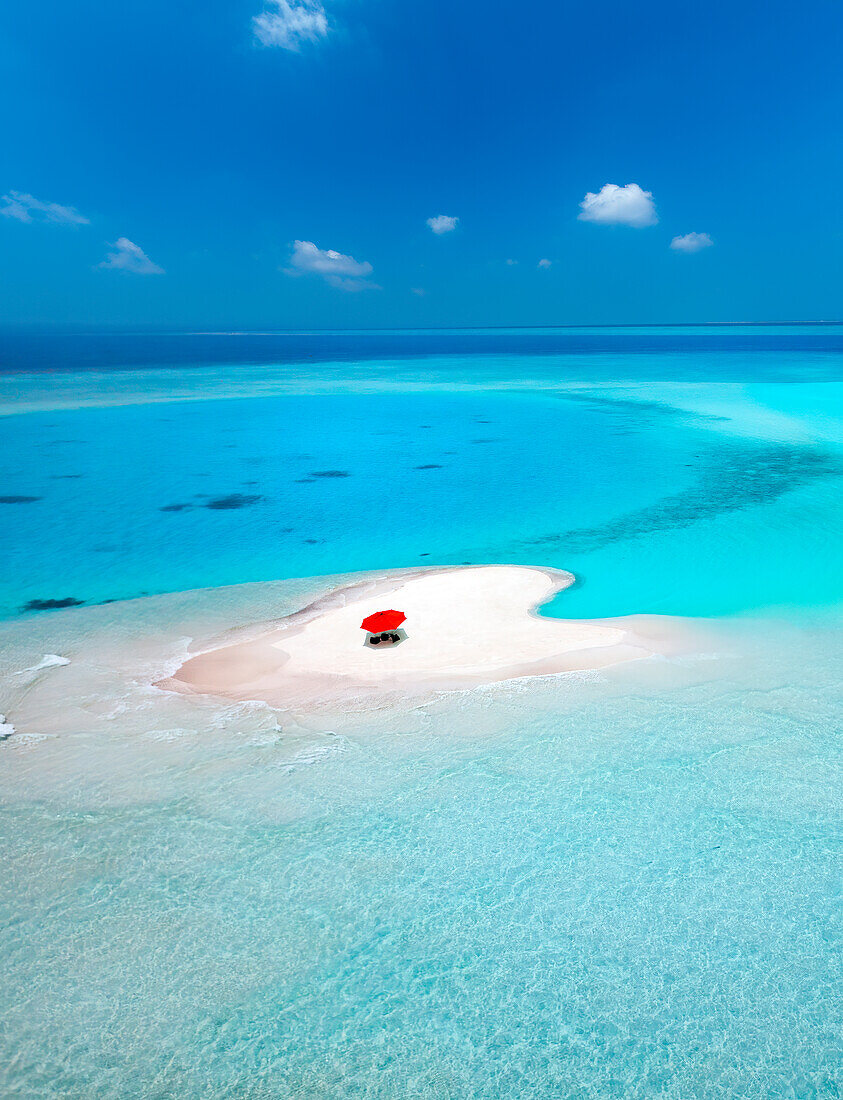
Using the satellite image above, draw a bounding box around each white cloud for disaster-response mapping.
[323,276,375,292]
[578,183,657,228]
[505,258,518,266]
[99,238,164,275]
[285,239,377,291]
[670,231,713,253]
[1,190,88,226]
[411,287,426,296]
[253,0,328,50]
[426,214,458,235]
[537,258,552,269]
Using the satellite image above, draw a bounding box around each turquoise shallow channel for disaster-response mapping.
[0,326,841,1098]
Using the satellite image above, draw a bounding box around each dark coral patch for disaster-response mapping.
[205,493,263,510]
[24,597,85,612]
[524,443,843,554]
[309,470,351,479]
[160,503,193,512]
[49,474,84,480]
[415,464,443,470]
[0,496,41,504]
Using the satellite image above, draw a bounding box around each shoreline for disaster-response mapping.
[162,564,688,708]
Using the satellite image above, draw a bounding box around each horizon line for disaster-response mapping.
[2,319,843,336]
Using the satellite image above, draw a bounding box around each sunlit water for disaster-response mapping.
[1,328,841,1097]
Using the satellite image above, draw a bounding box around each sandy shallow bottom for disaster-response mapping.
[1,572,840,1098]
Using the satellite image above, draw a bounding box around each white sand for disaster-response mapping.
[166,565,673,706]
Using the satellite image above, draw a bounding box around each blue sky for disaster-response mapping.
[2,0,841,327]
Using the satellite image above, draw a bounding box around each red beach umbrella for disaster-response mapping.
[361,609,406,633]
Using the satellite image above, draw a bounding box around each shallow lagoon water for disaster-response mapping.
[2,330,842,621]
[1,328,841,1098]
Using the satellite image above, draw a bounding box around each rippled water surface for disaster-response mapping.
[1,327,841,1098]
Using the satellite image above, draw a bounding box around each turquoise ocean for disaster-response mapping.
[1,327,841,1097]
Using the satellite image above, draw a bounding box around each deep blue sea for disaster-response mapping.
[1,327,841,1098]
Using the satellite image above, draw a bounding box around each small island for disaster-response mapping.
[163,565,674,707]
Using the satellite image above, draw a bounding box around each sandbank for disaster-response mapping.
[163,565,679,707]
